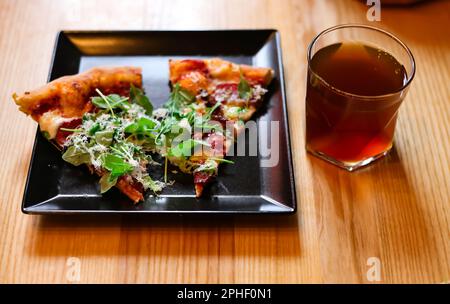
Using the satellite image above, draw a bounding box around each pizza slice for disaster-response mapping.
[13,67,163,203]
[163,58,274,197]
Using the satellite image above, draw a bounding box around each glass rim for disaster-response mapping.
[307,24,416,100]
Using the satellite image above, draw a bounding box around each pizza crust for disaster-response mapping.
[13,66,142,121]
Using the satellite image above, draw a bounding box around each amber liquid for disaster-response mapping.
[306,42,408,165]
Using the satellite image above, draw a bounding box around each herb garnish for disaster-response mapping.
[102,153,134,178]
[61,88,163,194]
[61,78,240,197]
[168,139,210,158]
[165,83,195,115]
[130,84,153,115]
[94,89,122,117]
[238,74,252,100]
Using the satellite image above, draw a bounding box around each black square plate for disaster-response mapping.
[22,30,296,214]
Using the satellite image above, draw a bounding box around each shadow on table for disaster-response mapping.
[28,210,302,258]
[306,145,441,282]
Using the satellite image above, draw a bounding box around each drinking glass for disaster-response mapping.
[305,24,415,171]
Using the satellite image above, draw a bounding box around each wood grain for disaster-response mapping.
[0,0,449,283]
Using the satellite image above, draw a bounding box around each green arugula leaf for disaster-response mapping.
[102,153,134,178]
[99,172,118,193]
[166,83,195,113]
[94,130,114,146]
[88,122,101,135]
[238,74,252,100]
[91,91,130,112]
[108,94,131,110]
[139,117,157,129]
[130,84,153,115]
[154,84,196,145]
[125,117,157,135]
[168,139,209,158]
[154,116,182,145]
[62,146,91,166]
[173,83,195,104]
[124,123,138,134]
[177,87,195,104]
[91,97,109,109]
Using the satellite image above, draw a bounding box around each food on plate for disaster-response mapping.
[165,58,274,196]
[13,67,163,203]
[14,58,274,202]
[13,67,142,145]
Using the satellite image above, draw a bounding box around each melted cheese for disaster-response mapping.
[38,110,72,139]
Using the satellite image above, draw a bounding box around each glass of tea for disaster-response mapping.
[306,24,415,171]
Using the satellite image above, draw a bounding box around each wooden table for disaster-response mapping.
[0,0,448,284]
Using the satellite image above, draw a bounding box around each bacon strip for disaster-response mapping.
[116,175,144,203]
